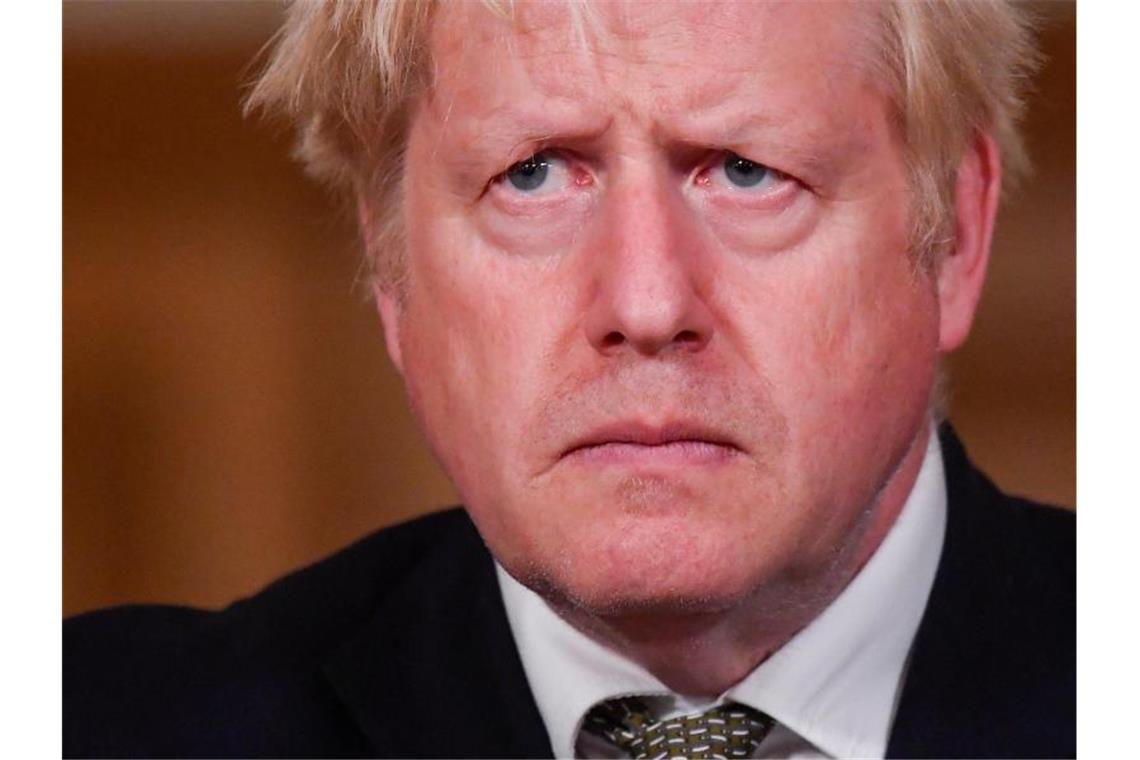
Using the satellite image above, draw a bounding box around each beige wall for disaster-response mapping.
[63,2,1075,617]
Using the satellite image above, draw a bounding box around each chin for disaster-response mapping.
[480,463,792,606]
[504,511,784,618]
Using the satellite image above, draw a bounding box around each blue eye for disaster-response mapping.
[505,153,552,191]
[724,153,770,188]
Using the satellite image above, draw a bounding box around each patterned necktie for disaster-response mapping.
[582,696,774,759]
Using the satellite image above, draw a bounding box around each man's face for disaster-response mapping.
[382,2,943,614]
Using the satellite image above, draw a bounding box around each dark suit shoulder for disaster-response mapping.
[887,428,1075,758]
[64,508,482,758]
[941,437,1074,625]
[223,507,480,639]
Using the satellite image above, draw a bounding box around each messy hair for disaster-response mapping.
[244,0,1039,286]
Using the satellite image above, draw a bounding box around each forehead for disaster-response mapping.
[424,1,884,136]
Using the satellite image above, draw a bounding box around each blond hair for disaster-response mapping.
[876,1,1039,267]
[245,0,1039,285]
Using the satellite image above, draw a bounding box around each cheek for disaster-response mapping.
[723,211,939,449]
[805,276,937,481]
[397,215,567,496]
[803,263,934,384]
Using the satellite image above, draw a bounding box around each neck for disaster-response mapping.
[553,422,932,697]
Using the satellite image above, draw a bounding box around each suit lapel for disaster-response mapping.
[322,515,554,758]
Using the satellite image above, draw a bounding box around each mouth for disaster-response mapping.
[560,421,743,466]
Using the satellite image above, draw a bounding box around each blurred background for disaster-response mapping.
[63,2,1076,617]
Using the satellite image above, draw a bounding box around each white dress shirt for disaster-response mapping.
[496,429,947,759]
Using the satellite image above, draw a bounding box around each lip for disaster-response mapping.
[560,420,743,465]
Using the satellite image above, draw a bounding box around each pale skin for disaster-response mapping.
[371,1,1000,696]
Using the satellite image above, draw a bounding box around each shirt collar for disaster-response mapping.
[496,428,947,759]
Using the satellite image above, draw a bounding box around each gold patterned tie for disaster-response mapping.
[582,696,774,759]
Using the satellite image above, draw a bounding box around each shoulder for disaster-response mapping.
[939,425,1074,617]
[887,427,1074,758]
[63,508,483,758]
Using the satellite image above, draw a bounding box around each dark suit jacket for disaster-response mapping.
[64,428,1075,758]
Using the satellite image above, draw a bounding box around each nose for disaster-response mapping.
[583,172,715,356]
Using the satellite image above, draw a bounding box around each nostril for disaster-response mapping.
[602,331,625,348]
[674,329,701,344]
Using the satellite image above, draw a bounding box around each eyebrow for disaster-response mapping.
[436,98,615,161]
[431,86,876,194]
[663,103,879,180]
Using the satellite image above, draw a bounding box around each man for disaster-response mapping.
[64,1,1074,758]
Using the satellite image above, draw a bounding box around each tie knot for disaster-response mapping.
[582,697,773,759]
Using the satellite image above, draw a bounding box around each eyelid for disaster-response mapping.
[695,151,800,194]
[496,146,565,180]
[491,149,597,202]
[491,150,549,183]
[687,151,806,217]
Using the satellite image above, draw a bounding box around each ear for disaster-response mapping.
[937,131,1002,352]
[358,195,406,376]
[373,281,406,376]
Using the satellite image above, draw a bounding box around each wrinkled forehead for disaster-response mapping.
[424,1,884,117]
